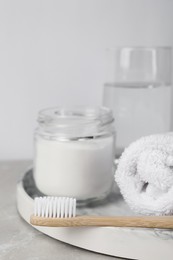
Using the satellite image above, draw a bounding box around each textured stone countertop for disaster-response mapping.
[0,161,121,260]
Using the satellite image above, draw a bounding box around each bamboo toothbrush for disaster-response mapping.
[30,197,173,229]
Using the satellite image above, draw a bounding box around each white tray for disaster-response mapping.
[17,169,173,260]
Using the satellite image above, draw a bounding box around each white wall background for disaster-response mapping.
[0,0,173,160]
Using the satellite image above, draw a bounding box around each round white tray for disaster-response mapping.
[17,169,173,260]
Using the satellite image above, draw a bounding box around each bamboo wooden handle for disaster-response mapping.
[30,215,173,229]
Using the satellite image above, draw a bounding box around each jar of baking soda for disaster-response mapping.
[33,107,115,206]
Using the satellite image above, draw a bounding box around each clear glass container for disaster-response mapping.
[103,47,172,157]
[33,107,115,206]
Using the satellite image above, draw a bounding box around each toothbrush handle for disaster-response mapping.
[30,215,173,229]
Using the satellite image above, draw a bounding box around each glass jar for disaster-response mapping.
[103,47,172,157]
[33,107,115,205]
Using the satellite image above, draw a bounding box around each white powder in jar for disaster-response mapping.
[34,135,115,200]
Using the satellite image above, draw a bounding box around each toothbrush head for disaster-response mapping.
[34,197,76,218]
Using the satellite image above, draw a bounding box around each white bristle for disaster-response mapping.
[41,197,47,217]
[34,197,77,218]
[49,197,53,218]
[57,198,60,218]
[69,198,73,218]
[73,198,76,217]
[64,198,69,218]
[60,197,65,218]
[53,197,57,218]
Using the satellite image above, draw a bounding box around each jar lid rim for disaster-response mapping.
[38,106,114,127]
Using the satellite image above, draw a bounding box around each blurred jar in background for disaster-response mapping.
[103,47,172,157]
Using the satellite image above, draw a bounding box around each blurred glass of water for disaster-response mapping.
[103,47,172,157]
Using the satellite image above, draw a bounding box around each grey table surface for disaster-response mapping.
[0,160,122,260]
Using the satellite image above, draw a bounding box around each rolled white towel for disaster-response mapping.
[115,133,173,215]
